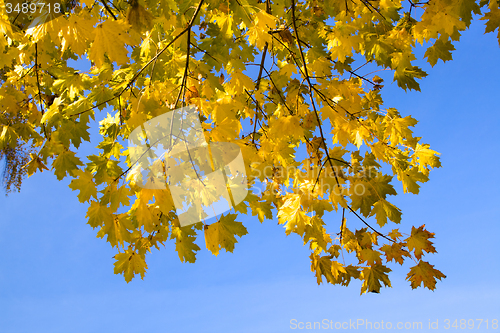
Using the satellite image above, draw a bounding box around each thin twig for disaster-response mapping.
[34,43,48,139]
[100,0,117,20]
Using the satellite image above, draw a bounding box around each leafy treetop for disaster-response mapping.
[1,0,497,293]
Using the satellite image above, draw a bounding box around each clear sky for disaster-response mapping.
[1,16,499,333]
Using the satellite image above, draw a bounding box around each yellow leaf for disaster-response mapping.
[60,12,97,55]
[405,225,437,260]
[130,189,157,233]
[24,153,49,176]
[482,6,500,44]
[270,115,304,140]
[278,194,310,236]
[369,199,402,227]
[247,10,277,50]
[86,200,114,228]
[126,0,154,33]
[68,170,97,202]
[360,264,392,294]
[229,71,254,95]
[26,14,65,42]
[97,213,132,247]
[381,243,410,265]
[51,150,83,180]
[406,260,446,290]
[171,223,200,263]
[360,248,383,265]
[113,249,148,283]
[388,229,402,240]
[204,213,248,256]
[89,20,137,68]
[331,260,347,279]
[310,253,337,284]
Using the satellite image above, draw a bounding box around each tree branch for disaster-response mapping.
[100,0,117,20]
[34,43,48,139]
[290,0,393,243]
[72,0,205,117]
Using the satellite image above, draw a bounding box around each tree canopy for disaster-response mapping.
[1,0,498,293]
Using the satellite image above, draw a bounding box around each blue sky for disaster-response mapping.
[1,16,499,333]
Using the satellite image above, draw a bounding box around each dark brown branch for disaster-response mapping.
[100,0,117,20]
[250,0,271,146]
[251,43,268,146]
[174,26,193,108]
[339,207,345,244]
[290,0,392,243]
[190,41,219,63]
[111,0,206,183]
[34,43,48,139]
[346,205,395,243]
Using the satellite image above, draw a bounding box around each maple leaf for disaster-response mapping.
[370,174,397,199]
[249,199,273,222]
[425,38,456,67]
[52,151,83,180]
[360,264,392,294]
[126,0,154,33]
[24,153,49,177]
[331,260,347,279]
[171,223,201,263]
[381,243,411,265]
[341,226,361,253]
[86,201,114,228]
[406,225,437,260]
[270,115,304,140]
[0,125,17,148]
[369,199,402,227]
[60,12,97,55]
[303,216,331,252]
[89,20,137,68]
[247,10,277,50]
[97,213,132,248]
[278,194,310,236]
[204,214,248,256]
[310,254,337,284]
[406,260,446,290]
[394,65,428,91]
[481,6,500,44]
[397,168,429,194]
[69,170,97,202]
[412,143,442,174]
[388,229,403,240]
[349,180,377,217]
[360,248,383,265]
[130,190,156,233]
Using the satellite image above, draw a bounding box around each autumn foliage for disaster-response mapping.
[1,0,498,293]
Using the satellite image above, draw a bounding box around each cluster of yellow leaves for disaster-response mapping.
[1,0,497,292]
